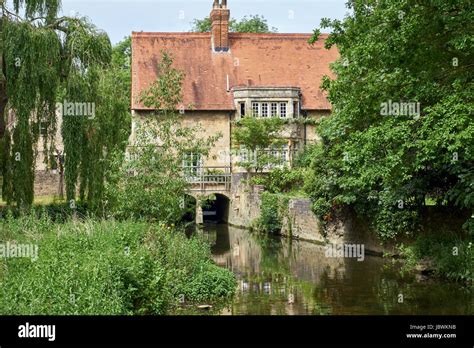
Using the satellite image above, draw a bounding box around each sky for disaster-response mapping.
[58,0,349,45]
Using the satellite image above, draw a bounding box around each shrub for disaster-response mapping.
[249,167,307,194]
[257,192,289,235]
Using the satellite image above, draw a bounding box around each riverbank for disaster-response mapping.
[0,214,236,315]
[225,180,473,284]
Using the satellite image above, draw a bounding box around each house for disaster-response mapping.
[29,0,338,200]
[131,0,339,190]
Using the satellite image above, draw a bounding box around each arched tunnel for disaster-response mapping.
[202,194,230,224]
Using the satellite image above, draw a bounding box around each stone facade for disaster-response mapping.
[228,174,263,227]
[34,171,61,197]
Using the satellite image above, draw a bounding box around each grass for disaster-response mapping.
[0,214,236,315]
[0,195,65,208]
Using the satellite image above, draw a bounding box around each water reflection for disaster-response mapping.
[197,224,473,315]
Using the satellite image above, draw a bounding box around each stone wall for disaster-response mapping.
[34,171,60,197]
[228,174,263,228]
[305,110,330,144]
[132,110,231,168]
[228,182,392,255]
[280,198,326,244]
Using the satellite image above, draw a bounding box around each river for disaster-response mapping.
[197,224,472,315]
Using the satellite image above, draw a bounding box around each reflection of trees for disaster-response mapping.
[209,226,472,316]
[228,230,333,315]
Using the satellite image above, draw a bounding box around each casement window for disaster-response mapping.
[279,102,287,118]
[265,144,289,169]
[239,145,248,162]
[261,103,269,118]
[252,102,260,117]
[271,103,278,117]
[183,153,202,177]
[293,101,300,118]
[239,102,246,117]
[247,101,291,118]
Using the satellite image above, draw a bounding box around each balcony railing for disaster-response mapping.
[185,166,232,192]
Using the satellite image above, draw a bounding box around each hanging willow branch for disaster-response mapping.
[0,0,117,210]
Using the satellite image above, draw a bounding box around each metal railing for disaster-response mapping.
[185,166,232,192]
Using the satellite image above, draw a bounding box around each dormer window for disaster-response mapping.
[233,87,301,119]
[248,101,289,118]
[293,101,300,118]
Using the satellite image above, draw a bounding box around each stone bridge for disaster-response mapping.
[185,166,232,224]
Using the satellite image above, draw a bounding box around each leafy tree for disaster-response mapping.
[0,0,127,210]
[191,14,277,33]
[232,15,277,33]
[232,117,285,173]
[111,36,132,105]
[106,52,221,222]
[306,0,474,238]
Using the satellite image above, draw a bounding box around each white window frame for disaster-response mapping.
[261,103,269,118]
[252,102,260,117]
[271,102,278,117]
[279,102,287,118]
[183,153,203,178]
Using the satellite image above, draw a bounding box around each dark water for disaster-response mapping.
[198,224,473,315]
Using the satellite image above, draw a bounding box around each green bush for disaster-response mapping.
[257,192,289,235]
[250,167,307,194]
[0,215,235,315]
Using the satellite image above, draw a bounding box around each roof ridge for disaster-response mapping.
[132,32,330,38]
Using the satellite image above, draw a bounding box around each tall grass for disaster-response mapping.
[0,214,235,315]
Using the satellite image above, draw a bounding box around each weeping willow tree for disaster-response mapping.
[0,0,130,211]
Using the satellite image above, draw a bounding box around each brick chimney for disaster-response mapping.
[210,0,230,52]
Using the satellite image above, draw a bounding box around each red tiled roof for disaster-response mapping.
[131,32,339,111]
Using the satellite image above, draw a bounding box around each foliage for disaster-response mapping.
[0,215,236,314]
[111,36,132,104]
[191,14,277,33]
[232,117,285,172]
[231,15,278,33]
[398,234,473,283]
[306,0,474,239]
[105,52,220,222]
[0,0,128,212]
[257,192,289,235]
[62,65,131,215]
[250,167,308,195]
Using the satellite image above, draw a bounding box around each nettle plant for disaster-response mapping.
[106,52,221,222]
